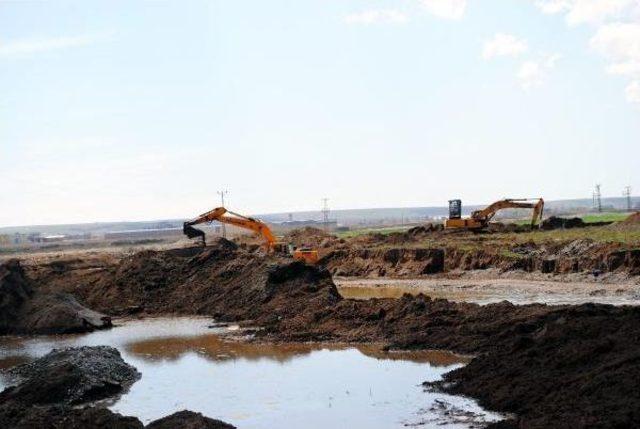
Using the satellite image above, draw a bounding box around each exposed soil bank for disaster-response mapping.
[0,259,112,334]
[320,238,640,277]
[12,240,640,428]
[0,346,236,429]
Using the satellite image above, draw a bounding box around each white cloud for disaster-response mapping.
[591,23,640,76]
[626,80,640,102]
[517,54,561,89]
[534,0,572,14]
[0,34,106,58]
[344,9,408,25]
[533,0,637,25]
[420,0,466,20]
[482,33,528,59]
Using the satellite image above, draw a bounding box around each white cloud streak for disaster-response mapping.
[0,34,105,58]
[420,0,466,20]
[344,9,408,25]
[517,54,561,89]
[482,33,528,59]
[534,0,636,25]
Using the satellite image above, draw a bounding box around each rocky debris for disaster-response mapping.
[1,346,140,405]
[146,410,236,429]
[0,259,111,334]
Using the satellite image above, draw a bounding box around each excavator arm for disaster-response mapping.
[183,206,276,250]
[471,198,545,227]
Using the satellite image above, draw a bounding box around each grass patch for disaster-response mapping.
[579,212,629,223]
[335,226,412,239]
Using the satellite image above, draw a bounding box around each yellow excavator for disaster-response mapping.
[183,206,319,264]
[444,198,544,230]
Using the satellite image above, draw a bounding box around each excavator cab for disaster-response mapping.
[448,199,462,219]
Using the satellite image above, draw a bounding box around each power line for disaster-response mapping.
[593,184,602,213]
[321,198,330,233]
[217,190,228,238]
[623,186,632,212]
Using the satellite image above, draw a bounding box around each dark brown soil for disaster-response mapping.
[0,260,112,334]
[146,410,236,429]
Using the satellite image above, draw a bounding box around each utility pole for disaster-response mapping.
[217,190,228,238]
[321,198,330,233]
[623,186,632,212]
[593,184,602,213]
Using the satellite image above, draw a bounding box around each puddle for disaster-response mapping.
[0,317,503,428]
[337,278,640,306]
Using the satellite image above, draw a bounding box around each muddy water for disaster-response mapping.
[0,317,502,428]
[336,277,640,306]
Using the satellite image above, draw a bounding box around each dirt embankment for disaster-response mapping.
[14,239,640,428]
[0,259,112,334]
[320,238,640,277]
[0,346,235,429]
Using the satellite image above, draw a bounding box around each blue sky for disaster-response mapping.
[1,0,639,226]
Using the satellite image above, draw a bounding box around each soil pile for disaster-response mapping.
[284,227,338,249]
[0,260,111,334]
[622,211,640,224]
[1,346,140,405]
[540,216,585,230]
[146,411,235,429]
[43,239,341,322]
[434,304,640,429]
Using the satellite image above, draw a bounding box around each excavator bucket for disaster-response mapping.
[183,223,206,245]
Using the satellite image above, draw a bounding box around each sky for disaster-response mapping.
[1,0,639,226]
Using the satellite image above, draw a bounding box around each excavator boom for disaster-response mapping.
[183,206,276,250]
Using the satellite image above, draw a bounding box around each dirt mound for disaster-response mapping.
[0,260,112,334]
[146,410,236,429]
[41,238,340,322]
[540,216,586,230]
[433,304,640,429]
[0,403,144,429]
[622,211,640,224]
[2,346,140,405]
[284,227,338,249]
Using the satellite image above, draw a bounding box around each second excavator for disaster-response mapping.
[183,206,319,264]
[445,198,544,230]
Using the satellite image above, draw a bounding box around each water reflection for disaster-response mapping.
[0,317,500,428]
[126,334,469,367]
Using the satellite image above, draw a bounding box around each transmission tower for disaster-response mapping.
[623,186,632,212]
[217,190,228,238]
[593,184,602,213]
[321,198,330,232]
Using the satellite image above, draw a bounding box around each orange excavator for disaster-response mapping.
[183,206,319,264]
[444,198,544,230]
